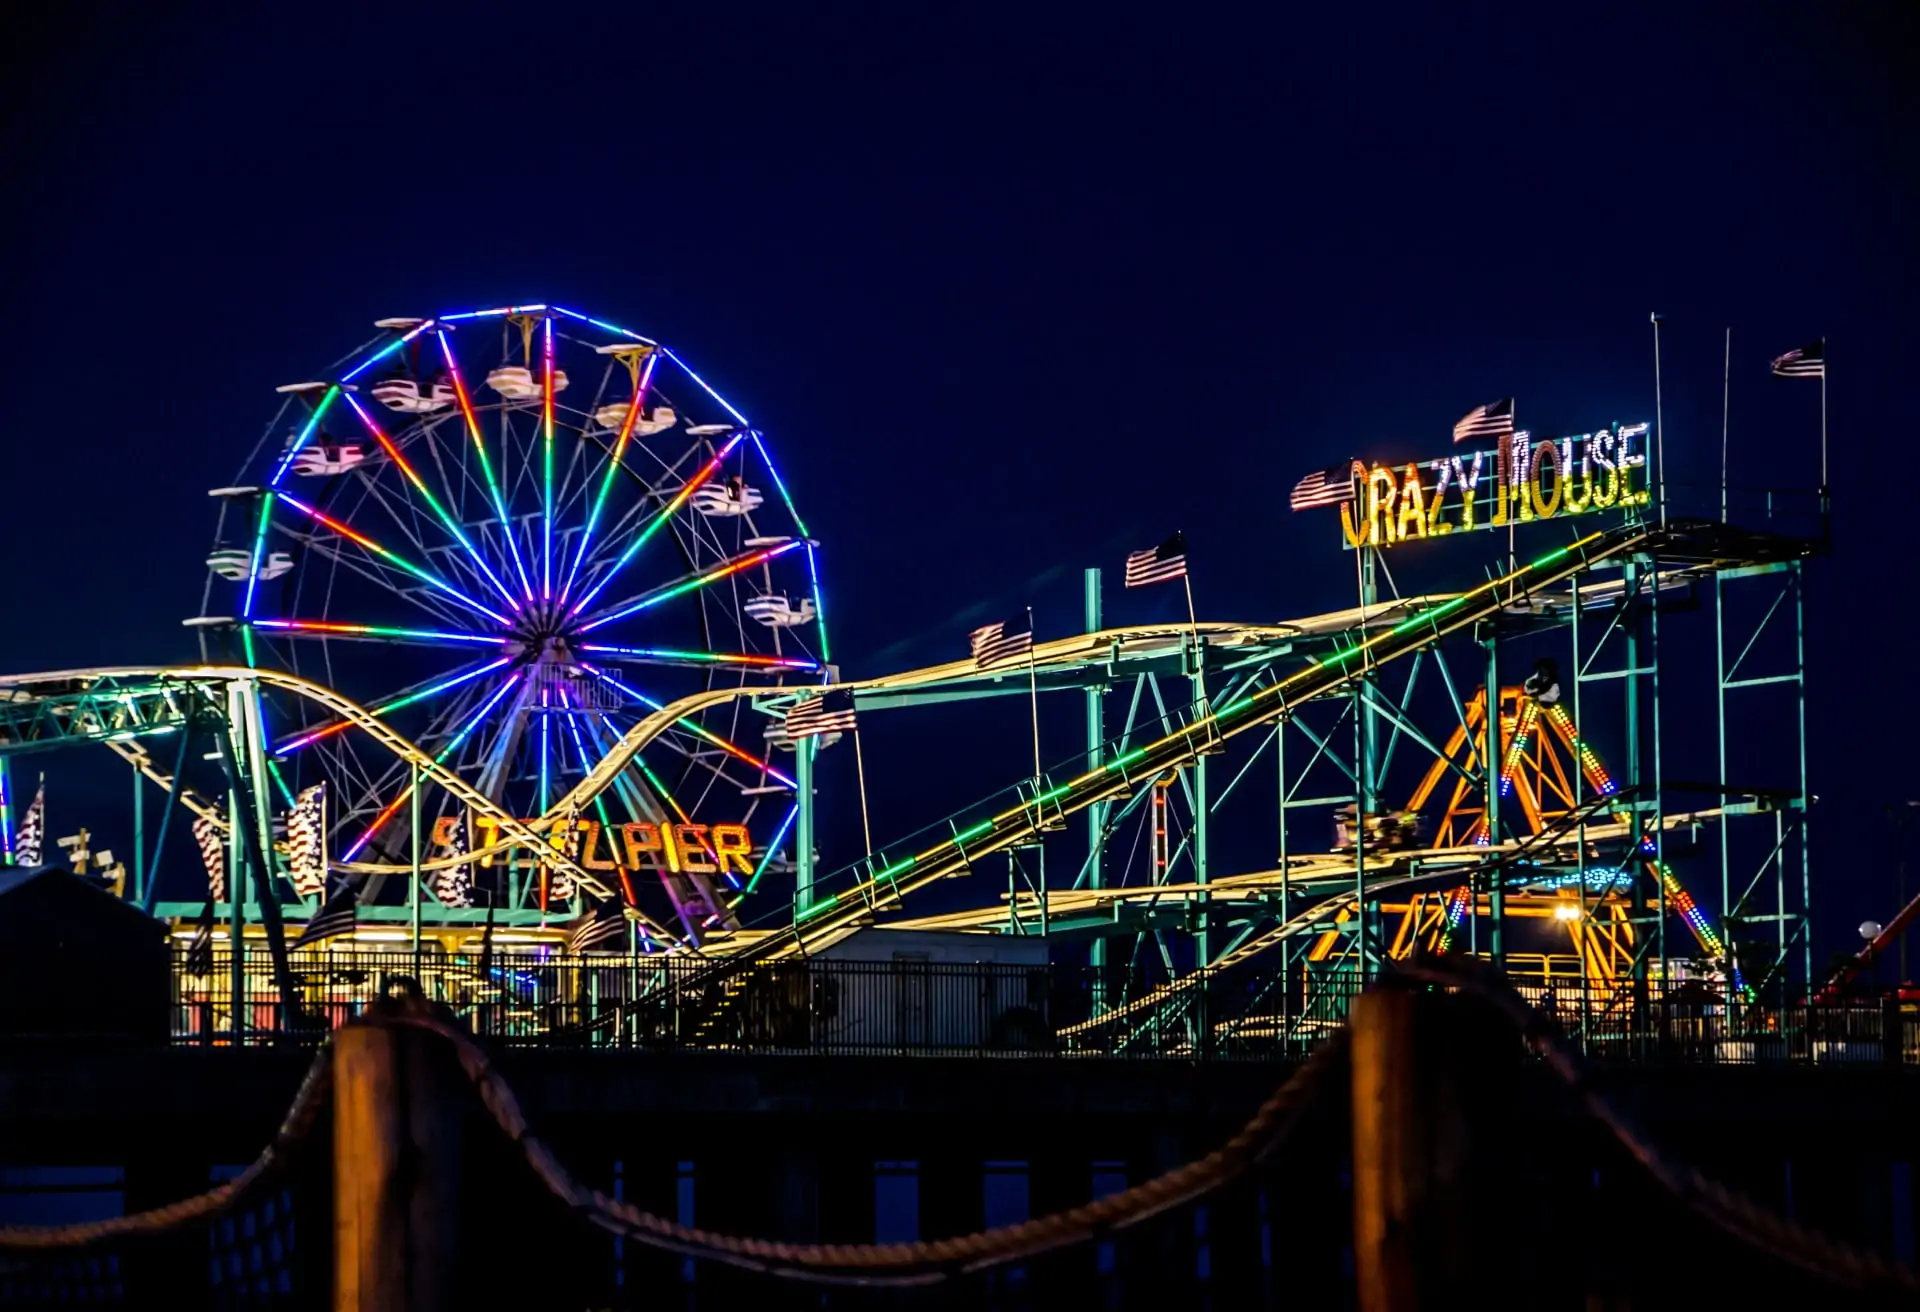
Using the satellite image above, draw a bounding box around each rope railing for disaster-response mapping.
[4,961,1915,1299]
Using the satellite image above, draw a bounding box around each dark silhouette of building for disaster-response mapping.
[0,866,169,1042]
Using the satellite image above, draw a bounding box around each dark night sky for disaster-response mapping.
[2,3,1915,958]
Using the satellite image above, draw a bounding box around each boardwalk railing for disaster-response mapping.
[159,948,1920,1064]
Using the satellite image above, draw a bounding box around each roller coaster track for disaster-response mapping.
[883,805,1725,936]
[0,665,687,949]
[571,521,1696,965]
[1051,789,1634,1041]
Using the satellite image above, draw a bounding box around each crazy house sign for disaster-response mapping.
[1340,423,1651,549]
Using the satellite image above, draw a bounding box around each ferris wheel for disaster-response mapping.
[195,303,826,942]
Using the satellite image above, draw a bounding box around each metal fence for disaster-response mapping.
[165,948,1920,1065]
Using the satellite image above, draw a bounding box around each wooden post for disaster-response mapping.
[334,1000,462,1310]
[1352,986,1422,1312]
[1351,986,1482,1312]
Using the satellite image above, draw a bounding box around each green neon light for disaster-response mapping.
[742,806,796,897]
[1105,747,1149,772]
[1390,595,1469,636]
[876,855,916,881]
[1036,783,1072,805]
[265,758,299,809]
[1529,543,1575,569]
[796,892,840,922]
[952,820,993,843]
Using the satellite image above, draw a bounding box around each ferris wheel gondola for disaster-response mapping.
[195,303,830,945]
[371,375,455,413]
[691,477,764,517]
[745,594,815,628]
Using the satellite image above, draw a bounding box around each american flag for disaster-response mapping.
[1454,398,1515,444]
[970,609,1034,669]
[1771,340,1825,379]
[291,881,358,949]
[565,898,628,955]
[1290,461,1359,512]
[785,689,858,739]
[285,784,327,899]
[183,899,217,976]
[430,810,473,908]
[192,810,226,902]
[1124,532,1187,589]
[14,779,44,867]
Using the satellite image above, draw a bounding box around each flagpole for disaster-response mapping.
[1651,311,1667,526]
[1180,564,1211,740]
[1025,606,1044,818]
[1721,326,1731,524]
[1820,336,1829,501]
[851,725,874,864]
[1181,569,1203,694]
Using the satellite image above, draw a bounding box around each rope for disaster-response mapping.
[0,1042,333,1251]
[382,1009,1344,1287]
[1394,958,1920,1299]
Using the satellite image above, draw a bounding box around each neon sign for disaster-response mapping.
[1341,423,1650,549]
[429,815,757,877]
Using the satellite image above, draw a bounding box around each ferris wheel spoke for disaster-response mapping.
[580,663,795,789]
[341,669,525,862]
[342,393,523,613]
[251,618,502,649]
[541,318,557,605]
[573,642,817,673]
[576,539,804,635]
[438,329,537,603]
[276,491,511,626]
[273,656,516,755]
[566,432,749,621]
[278,532,478,630]
[559,350,657,608]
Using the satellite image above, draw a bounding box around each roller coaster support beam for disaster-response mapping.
[225,763,245,1040]
[1357,546,1381,976]
[1621,558,1653,1024]
[138,706,198,916]
[218,682,299,1035]
[1716,559,1815,1002]
[1191,643,1212,972]
[130,761,143,903]
[1482,626,1504,965]
[795,736,816,918]
[1085,568,1107,972]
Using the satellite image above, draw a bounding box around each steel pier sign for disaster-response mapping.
[430,815,757,877]
[1341,422,1650,549]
